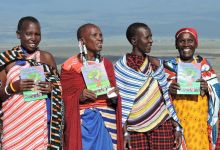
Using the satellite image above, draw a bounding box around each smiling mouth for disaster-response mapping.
[29,44,36,47]
[183,48,191,52]
[97,44,103,48]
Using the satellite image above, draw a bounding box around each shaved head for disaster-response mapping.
[126,22,150,44]
[17,16,40,32]
[76,23,103,53]
[77,23,99,41]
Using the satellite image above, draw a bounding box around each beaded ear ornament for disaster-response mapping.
[78,41,87,65]
[78,41,100,66]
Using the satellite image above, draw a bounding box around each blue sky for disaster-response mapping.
[0,0,220,47]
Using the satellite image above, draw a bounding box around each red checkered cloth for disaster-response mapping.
[130,119,175,150]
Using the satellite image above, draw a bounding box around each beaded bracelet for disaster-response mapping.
[5,85,11,96]
[124,131,129,137]
[9,82,16,93]
[175,126,183,134]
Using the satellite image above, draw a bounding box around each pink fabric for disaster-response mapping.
[2,51,48,149]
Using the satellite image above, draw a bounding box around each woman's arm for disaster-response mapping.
[40,51,57,70]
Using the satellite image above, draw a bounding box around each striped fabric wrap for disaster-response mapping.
[97,107,117,148]
[164,55,220,145]
[0,47,24,68]
[115,55,180,126]
[126,57,169,132]
[0,46,64,149]
[80,107,117,149]
[127,75,170,132]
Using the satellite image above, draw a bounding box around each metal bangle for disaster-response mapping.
[5,85,11,96]
[9,82,16,93]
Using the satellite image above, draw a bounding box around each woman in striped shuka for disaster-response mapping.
[0,16,64,149]
[115,22,183,150]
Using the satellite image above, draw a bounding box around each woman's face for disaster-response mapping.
[17,21,41,53]
[133,27,153,56]
[83,25,103,53]
[176,32,197,62]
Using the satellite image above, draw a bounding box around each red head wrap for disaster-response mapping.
[175,28,198,45]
